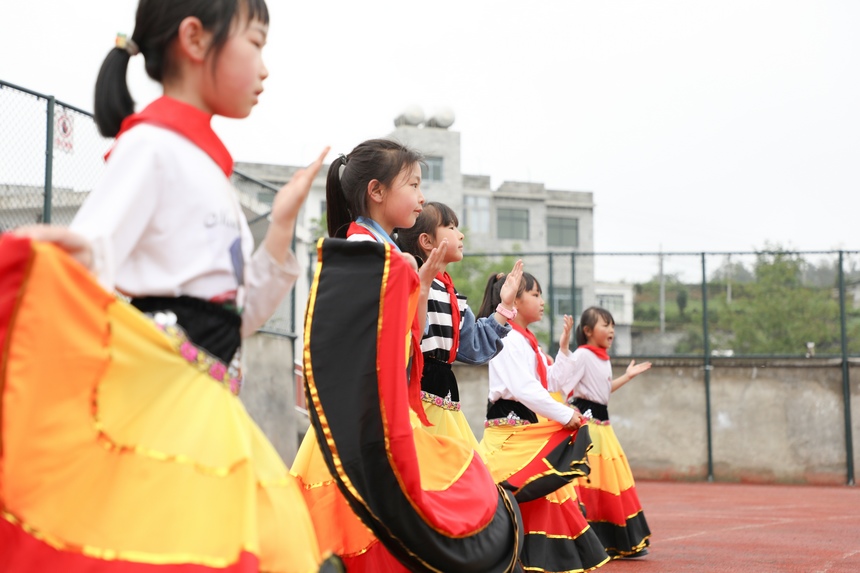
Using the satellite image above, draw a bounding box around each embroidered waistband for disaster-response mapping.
[420,390,461,411]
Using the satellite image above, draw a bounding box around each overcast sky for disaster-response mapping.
[2,0,859,257]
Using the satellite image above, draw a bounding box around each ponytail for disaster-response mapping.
[94,47,136,137]
[326,155,352,238]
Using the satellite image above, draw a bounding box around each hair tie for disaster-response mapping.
[337,154,348,180]
[116,33,140,56]
[496,272,505,280]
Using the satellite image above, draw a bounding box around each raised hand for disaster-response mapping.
[417,238,448,293]
[499,259,523,309]
[625,359,652,380]
[557,314,574,355]
[264,146,329,264]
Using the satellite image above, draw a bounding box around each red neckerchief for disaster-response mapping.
[436,272,460,363]
[582,344,610,360]
[106,96,233,178]
[509,321,548,389]
[348,222,430,426]
[347,222,375,239]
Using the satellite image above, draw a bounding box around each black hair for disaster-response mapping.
[94,0,269,137]
[326,139,424,239]
[575,306,615,346]
[476,271,541,319]
[396,201,459,260]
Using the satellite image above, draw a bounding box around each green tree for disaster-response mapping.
[725,249,839,354]
[676,288,688,316]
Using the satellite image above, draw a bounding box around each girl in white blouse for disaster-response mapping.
[477,272,609,573]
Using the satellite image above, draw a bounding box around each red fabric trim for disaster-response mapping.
[0,517,260,572]
[509,322,548,388]
[376,248,497,535]
[581,344,610,360]
[518,492,589,538]
[436,273,460,363]
[575,484,645,526]
[0,235,33,361]
[107,96,233,178]
[503,428,576,489]
[341,540,409,573]
[347,222,375,239]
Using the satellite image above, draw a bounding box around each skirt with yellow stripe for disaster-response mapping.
[481,419,609,572]
[0,236,328,573]
[421,398,483,455]
[573,419,651,558]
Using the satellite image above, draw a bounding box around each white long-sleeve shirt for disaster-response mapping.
[70,123,299,337]
[487,329,580,424]
[567,347,614,405]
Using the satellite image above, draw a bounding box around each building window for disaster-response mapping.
[596,293,625,317]
[463,195,490,235]
[421,156,444,182]
[547,216,578,247]
[497,208,529,240]
[552,288,583,318]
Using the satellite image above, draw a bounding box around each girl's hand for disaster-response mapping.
[499,259,523,309]
[557,314,574,355]
[626,359,652,380]
[13,224,93,270]
[270,146,329,228]
[563,409,584,430]
[417,239,448,293]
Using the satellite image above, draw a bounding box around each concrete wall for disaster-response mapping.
[453,357,860,486]
[240,332,860,485]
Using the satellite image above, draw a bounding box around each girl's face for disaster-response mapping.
[202,17,269,118]
[378,162,425,233]
[586,317,615,349]
[428,223,464,264]
[514,284,544,326]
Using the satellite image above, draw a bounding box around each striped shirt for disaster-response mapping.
[421,278,468,362]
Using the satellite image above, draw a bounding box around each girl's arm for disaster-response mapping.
[241,148,328,336]
[547,315,581,394]
[492,334,580,426]
[611,359,652,392]
[454,305,509,365]
[260,148,328,265]
[415,239,448,337]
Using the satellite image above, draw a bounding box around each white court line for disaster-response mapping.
[812,549,860,573]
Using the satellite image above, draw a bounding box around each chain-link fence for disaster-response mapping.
[0,80,112,230]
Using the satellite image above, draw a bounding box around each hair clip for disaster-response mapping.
[115,33,140,56]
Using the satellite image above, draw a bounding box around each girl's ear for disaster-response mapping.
[367,179,384,204]
[176,16,211,63]
[418,232,435,252]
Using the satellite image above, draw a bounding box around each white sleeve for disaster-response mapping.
[492,336,574,424]
[69,134,161,291]
[240,244,300,337]
[547,349,586,398]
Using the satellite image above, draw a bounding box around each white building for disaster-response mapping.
[234,108,633,356]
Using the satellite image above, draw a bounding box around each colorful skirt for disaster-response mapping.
[419,359,483,454]
[572,400,651,558]
[297,238,523,573]
[481,419,610,572]
[0,235,326,572]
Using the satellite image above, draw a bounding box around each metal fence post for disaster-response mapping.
[43,95,55,223]
[548,252,555,351]
[701,253,714,481]
[838,251,855,485]
[570,251,577,318]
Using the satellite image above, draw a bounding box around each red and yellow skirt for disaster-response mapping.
[0,235,324,572]
[574,419,651,558]
[481,415,610,572]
